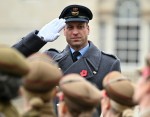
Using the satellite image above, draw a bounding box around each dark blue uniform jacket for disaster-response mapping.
[13,30,121,90]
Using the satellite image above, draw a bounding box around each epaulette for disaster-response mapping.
[101,51,119,59]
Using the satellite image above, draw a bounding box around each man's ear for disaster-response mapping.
[104,97,111,110]
[19,86,25,96]
[87,24,90,35]
[106,99,111,110]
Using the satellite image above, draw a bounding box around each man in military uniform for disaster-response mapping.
[13,4,121,115]
[0,45,30,117]
[13,4,121,90]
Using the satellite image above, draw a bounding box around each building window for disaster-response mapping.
[115,0,140,65]
[116,25,139,64]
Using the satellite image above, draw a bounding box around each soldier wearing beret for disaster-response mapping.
[138,53,150,78]
[21,53,63,117]
[100,71,136,117]
[13,4,121,115]
[57,73,101,117]
[0,45,30,117]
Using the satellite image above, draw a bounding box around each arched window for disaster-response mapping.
[115,0,140,66]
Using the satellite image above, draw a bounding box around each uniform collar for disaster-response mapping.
[70,43,89,56]
[63,41,101,71]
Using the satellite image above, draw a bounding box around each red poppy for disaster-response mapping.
[80,70,88,77]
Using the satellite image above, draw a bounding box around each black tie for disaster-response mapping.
[72,51,81,62]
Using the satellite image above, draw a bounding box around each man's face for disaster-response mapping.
[63,21,89,50]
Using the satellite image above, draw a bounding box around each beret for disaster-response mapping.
[0,45,29,76]
[23,53,63,93]
[59,73,101,110]
[103,71,135,107]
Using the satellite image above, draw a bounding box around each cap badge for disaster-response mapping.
[71,8,79,16]
[80,70,88,77]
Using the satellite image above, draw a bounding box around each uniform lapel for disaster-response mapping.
[83,41,102,72]
[57,41,102,79]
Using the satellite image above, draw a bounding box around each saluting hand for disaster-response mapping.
[37,18,66,42]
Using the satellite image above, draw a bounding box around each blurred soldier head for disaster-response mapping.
[101,71,135,117]
[145,53,150,67]
[21,53,63,117]
[142,54,150,78]
[57,73,101,117]
[138,53,150,78]
[0,45,29,117]
[133,75,150,117]
[0,45,29,101]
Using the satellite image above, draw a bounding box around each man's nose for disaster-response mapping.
[72,29,79,35]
